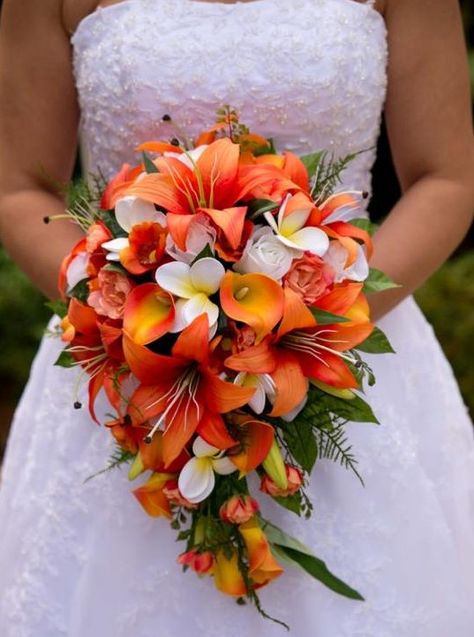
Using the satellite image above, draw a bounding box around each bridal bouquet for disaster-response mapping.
[51,107,396,627]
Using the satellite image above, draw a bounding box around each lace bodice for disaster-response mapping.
[71,0,387,198]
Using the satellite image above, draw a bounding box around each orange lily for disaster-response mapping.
[239,517,284,588]
[101,162,143,210]
[226,288,374,415]
[226,413,275,476]
[124,314,255,466]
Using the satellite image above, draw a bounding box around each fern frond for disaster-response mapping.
[314,425,364,486]
[83,446,134,484]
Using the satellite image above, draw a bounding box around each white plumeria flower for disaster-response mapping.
[102,195,166,261]
[264,194,329,256]
[166,213,217,265]
[325,241,369,283]
[66,251,89,292]
[155,257,225,333]
[178,436,237,503]
[234,226,296,280]
[163,145,208,171]
[233,372,276,415]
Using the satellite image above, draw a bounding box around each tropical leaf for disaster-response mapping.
[363,268,400,294]
[355,326,395,354]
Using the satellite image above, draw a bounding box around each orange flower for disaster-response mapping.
[124,314,254,466]
[213,550,247,597]
[132,472,176,518]
[219,495,260,525]
[178,549,214,575]
[260,465,303,497]
[120,221,168,274]
[239,517,283,588]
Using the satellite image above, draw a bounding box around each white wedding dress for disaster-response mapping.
[1,1,474,635]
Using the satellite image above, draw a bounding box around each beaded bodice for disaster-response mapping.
[71,0,387,196]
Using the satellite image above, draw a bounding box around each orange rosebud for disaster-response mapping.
[162,479,199,509]
[239,517,283,587]
[178,549,214,576]
[260,464,303,497]
[219,495,260,525]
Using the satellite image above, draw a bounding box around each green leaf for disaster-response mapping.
[348,218,378,237]
[272,492,302,516]
[282,418,318,472]
[251,137,276,156]
[54,349,76,368]
[319,392,379,424]
[45,299,68,318]
[68,279,90,303]
[310,307,350,324]
[355,326,395,354]
[97,210,128,237]
[247,198,279,220]
[300,151,323,178]
[275,545,364,601]
[363,268,401,294]
[263,519,364,601]
[142,151,159,174]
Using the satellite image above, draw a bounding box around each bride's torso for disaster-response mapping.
[71,0,387,198]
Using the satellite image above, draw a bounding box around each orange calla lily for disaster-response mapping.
[227,414,275,476]
[133,472,176,518]
[123,283,175,345]
[239,517,284,587]
[220,271,285,343]
[213,550,247,597]
[124,314,254,466]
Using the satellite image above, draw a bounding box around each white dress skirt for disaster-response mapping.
[1,1,473,635]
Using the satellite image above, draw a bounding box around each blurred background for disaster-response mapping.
[0,2,473,459]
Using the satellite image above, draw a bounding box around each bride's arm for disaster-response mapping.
[369,0,474,320]
[0,0,84,299]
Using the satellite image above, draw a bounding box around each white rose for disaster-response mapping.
[234,226,297,280]
[324,241,369,283]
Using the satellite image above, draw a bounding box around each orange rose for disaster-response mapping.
[260,464,303,497]
[219,495,260,525]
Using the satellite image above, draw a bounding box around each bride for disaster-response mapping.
[0,0,473,635]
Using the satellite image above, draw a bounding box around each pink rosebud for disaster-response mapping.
[162,479,199,510]
[87,268,133,320]
[283,252,334,305]
[178,549,214,575]
[219,495,260,525]
[260,465,303,497]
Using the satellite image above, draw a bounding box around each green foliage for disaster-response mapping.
[355,327,395,354]
[363,267,400,294]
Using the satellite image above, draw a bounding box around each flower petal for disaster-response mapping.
[155,261,195,298]
[287,227,329,255]
[102,237,129,253]
[190,257,226,295]
[123,283,175,345]
[199,206,247,250]
[212,456,237,476]
[182,294,219,330]
[280,209,311,236]
[115,195,165,232]
[192,435,220,458]
[178,457,215,503]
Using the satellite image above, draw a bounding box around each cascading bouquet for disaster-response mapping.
[50,106,396,628]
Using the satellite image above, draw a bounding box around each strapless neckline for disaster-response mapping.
[72,0,385,41]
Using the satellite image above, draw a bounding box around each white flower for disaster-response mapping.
[233,372,276,414]
[264,194,329,256]
[101,195,166,261]
[155,257,225,333]
[324,241,369,283]
[163,145,208,171]
[66,251,89,291]
[178,436,236,503]
[166,213,217,265]
[234,226,296,280]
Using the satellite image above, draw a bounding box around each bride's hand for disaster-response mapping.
[368,0,474,321]
[0,0,83,299]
